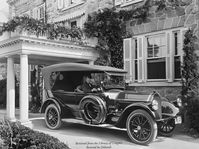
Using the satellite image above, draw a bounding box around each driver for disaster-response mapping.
[76,75,98,93]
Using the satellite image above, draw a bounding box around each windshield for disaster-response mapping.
[91,72,125,90]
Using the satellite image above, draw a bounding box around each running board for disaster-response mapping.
[62,118,126,131]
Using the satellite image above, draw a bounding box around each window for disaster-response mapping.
[147,34,166,79]
[58,0,64,9]
[71,21,77,28]
[123,28,184,83]
[32,4,45,21]
[134,39,138,81]
[115,0,123,6]
[58,0,83,9]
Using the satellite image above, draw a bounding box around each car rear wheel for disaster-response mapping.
[126,109,157,145]
[158,118,176,137]
[45,104,62,129]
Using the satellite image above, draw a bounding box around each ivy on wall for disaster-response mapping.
[84,0,189,68]
[84,0,151,68]
[181,29,199,99]
[1,16,83,41]
[181,29,199,135]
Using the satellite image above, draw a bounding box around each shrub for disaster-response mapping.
[186,97,199,134]
[0,121,69,149]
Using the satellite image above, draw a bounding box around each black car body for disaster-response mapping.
[41,63,182,145]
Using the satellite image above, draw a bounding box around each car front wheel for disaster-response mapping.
[158,118,176,137]
[45,104,62,129]
[126,109,157,145]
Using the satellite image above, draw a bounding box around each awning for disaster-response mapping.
[54,10,85,22]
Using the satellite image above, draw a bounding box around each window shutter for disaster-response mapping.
[131,39,136,82]
[166,32,174,82]
[180,29,187,56]
[123,38,132,82]
[137,37,144,82]
[58,0,64,9]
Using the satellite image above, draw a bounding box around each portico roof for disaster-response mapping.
[0,35,98,65]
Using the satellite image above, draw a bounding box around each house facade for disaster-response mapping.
[120,0,199,98]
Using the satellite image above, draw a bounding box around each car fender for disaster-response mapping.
[40,98,62,113]
[116,103,157,128]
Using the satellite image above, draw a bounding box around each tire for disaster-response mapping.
[44,104,62,129]
[126,109,157,145]
[79,97,107,124]
[158,118,176,137]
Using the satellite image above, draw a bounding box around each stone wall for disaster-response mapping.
[46,0,114,23]
[14,0,43,16]
[124,0,199,98]
[126,0,199,44]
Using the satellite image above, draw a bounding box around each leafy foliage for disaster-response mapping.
[84,0,152,68]
[186,97,199,134]
[84,8,125,68]
[0,120,69,149]
[1,16,83,41]
[181,29,199,99]
[181,29,199,135]
[154,0,188,11]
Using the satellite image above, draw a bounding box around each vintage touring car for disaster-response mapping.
[41,63,182,145]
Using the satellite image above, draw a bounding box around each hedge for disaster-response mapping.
[0,120,69,149]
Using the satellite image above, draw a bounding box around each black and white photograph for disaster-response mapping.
[0,0,199,148]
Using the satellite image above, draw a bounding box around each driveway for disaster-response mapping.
[1,110,199,149]
[31,117,199,149]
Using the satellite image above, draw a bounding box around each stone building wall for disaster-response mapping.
[125,0,199,45]
[46,0,114,23]
[124,0,199,99]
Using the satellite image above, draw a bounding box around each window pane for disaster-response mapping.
[147,37,154,48]
[154,45,160,57]
[147,48,153,57]
[147,58,166,79]
[174,56,181,79]
[147,34,166,58]
[135,60,138,80]
[135,39,138,59]
[174,32,178,55]
[71,21,77,27]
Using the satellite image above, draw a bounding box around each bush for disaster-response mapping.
[186,97,199,134]
[0,121,69,149]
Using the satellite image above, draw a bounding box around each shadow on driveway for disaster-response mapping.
[31,117,199,149]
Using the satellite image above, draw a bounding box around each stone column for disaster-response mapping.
[6,57,16,121]
[19,54,32,127]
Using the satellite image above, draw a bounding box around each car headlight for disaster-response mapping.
[176,98,182,107]
[152,99,158,111]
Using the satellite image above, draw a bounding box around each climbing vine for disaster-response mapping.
[84,0,189,68]
[1,16,83,41]
[181,29,199,135]
[84,0,151,68]
[181,29,199,99]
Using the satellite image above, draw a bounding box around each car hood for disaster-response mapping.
[103,90,151,102]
